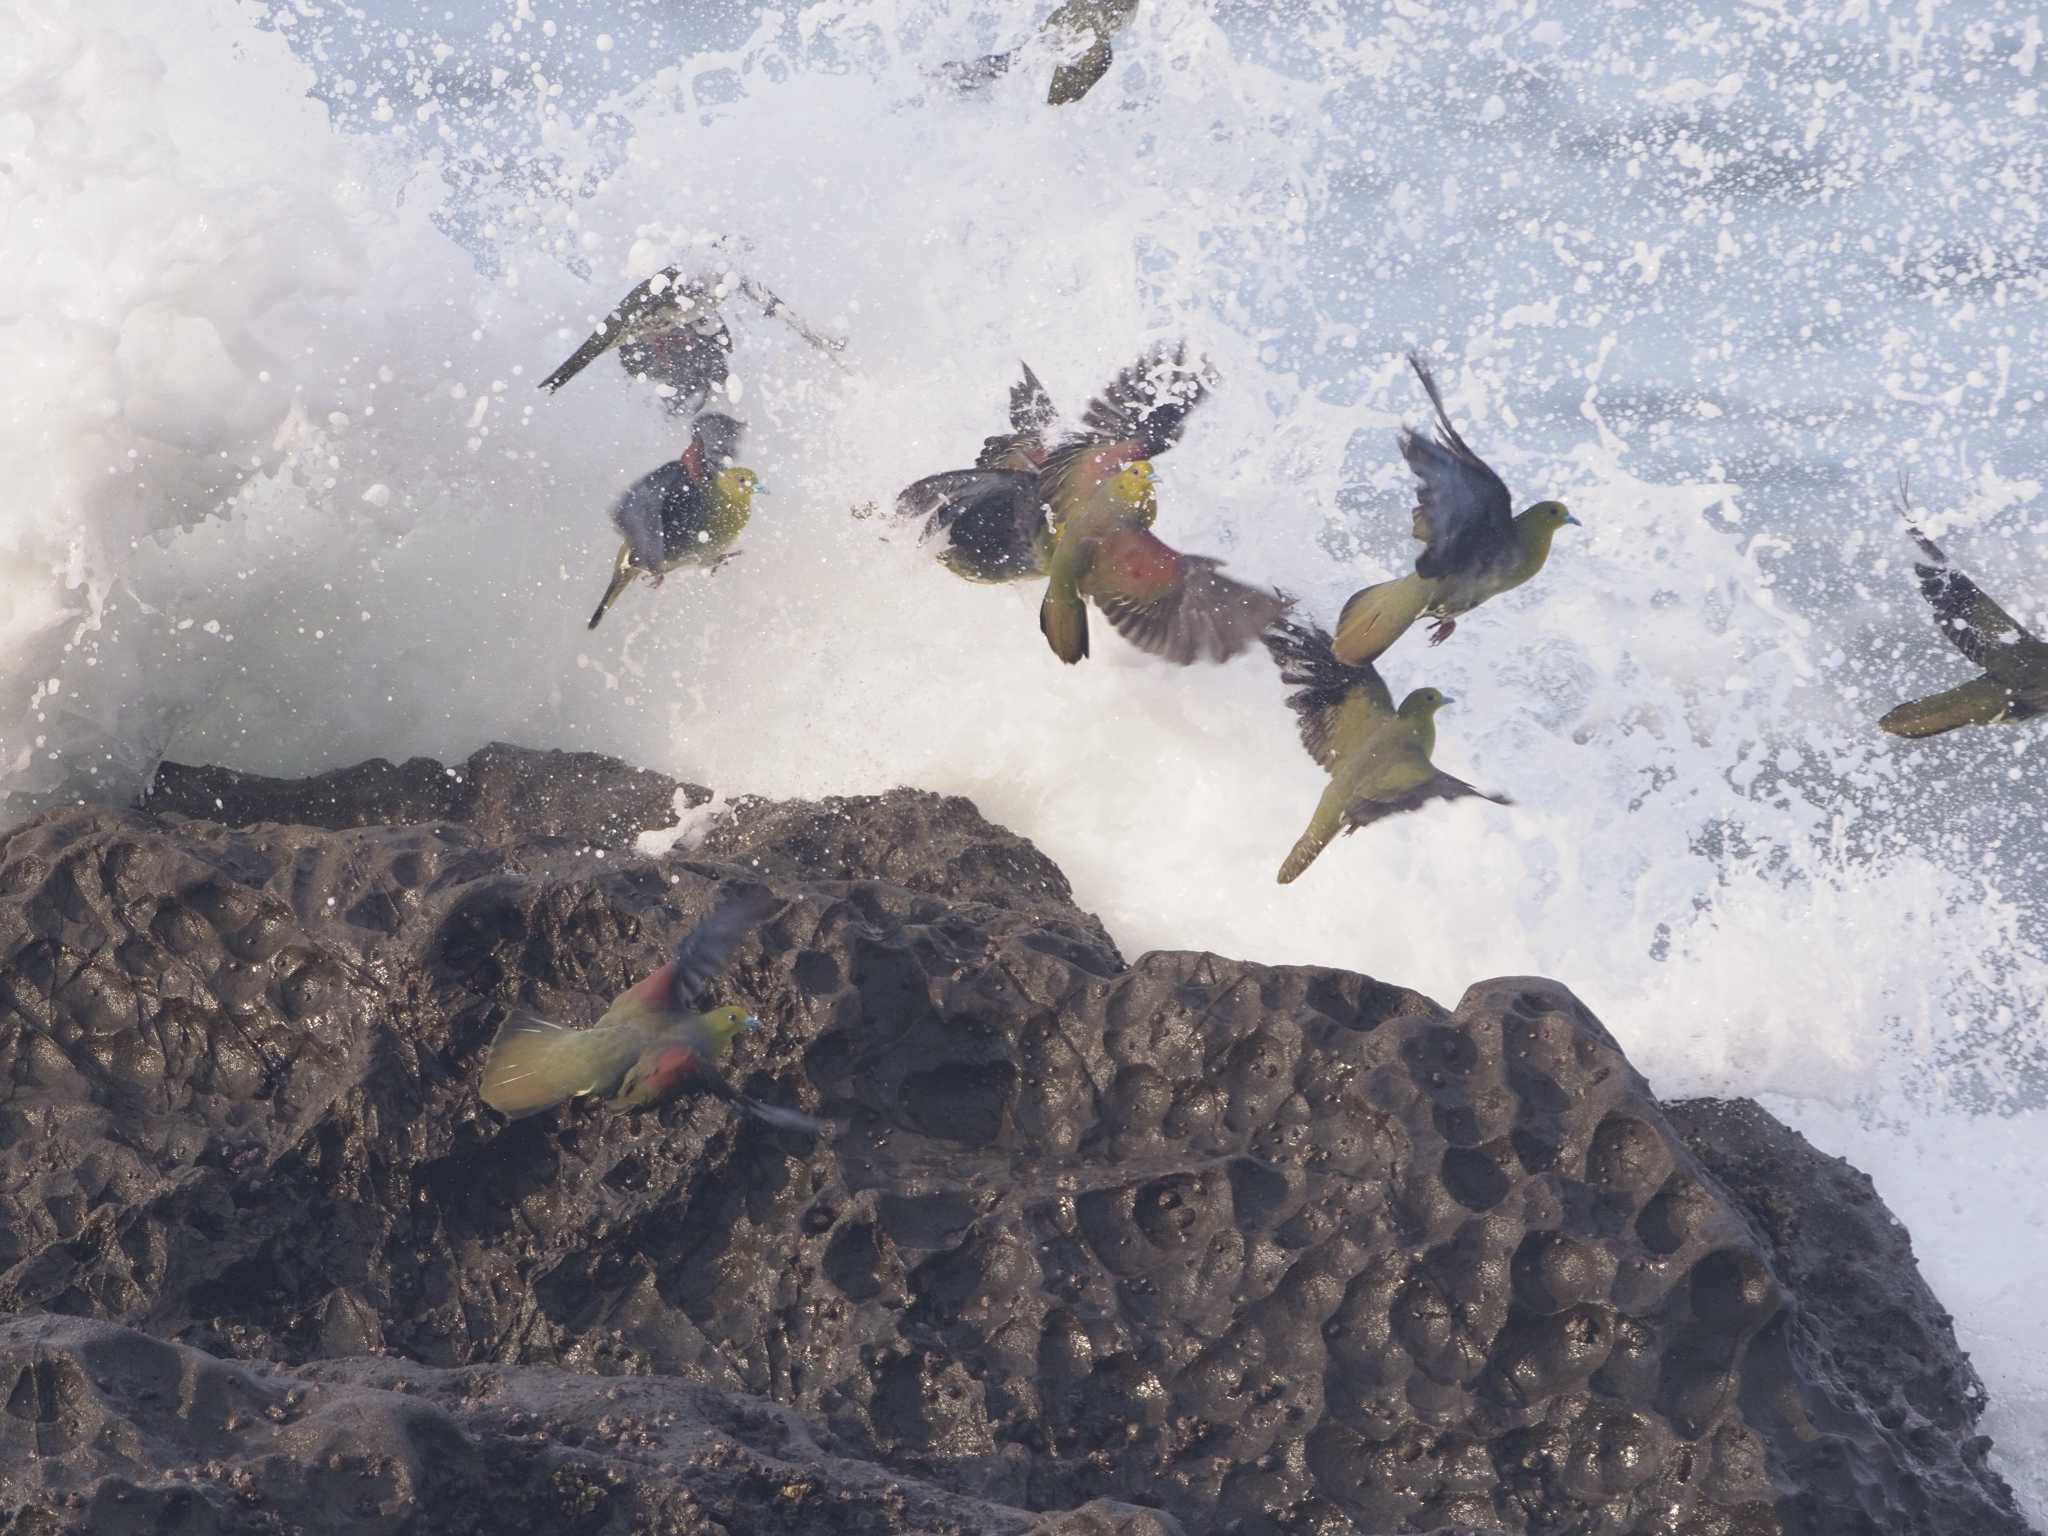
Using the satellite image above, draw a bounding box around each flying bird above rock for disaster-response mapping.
[1334,352,1578,666]
[539,251,843,416]
[588,413,765,630]
[894,361,1061,583]
[941,0,1142,106]
[1036,345,1288,665]
[1878,483,2047,738]
[1263,616,1509,884]
[479,886,821,1133]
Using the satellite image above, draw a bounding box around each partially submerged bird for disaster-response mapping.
[1878,482,2047,738]
[1334,353,1578,666]
[540,253,841,416]
[1036,345,1288,664]
[479,886,821,1132]
[1263,616,1509,884]
[894,361,1060,583]
[942,0,1141,106]
[589,413,765,630]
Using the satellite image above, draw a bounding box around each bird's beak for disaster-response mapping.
[754,484,772,495]
[1563,512,1581,527]
[1438,694,1457,707]
[742,1014,764,1032]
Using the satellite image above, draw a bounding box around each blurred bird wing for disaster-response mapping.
[1261,617,1395,770]
[1078,343,1213,458]
[1878,674,2017,738]
[668,885,785,1010]
[896,469,1049,579]
[689,412,747,476]
[692,1066,827,1135]
[1901,524,2044,677]
[1010,361,1059,436]
[610,462,694,568]
[480,1011,622,1118]
[537,268,685,393]
[1086,528,1289,664]
[1343,769,1511,833]
[1402,353,1513,579]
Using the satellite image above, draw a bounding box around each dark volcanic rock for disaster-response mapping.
[0,745,2030,1536]
[146,741,705,850]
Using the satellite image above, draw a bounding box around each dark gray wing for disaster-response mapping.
[668,886,786,1011]
[538,267,683,393]
[896,469,1048,582]
[1261,617,1395,771]
[1078,342,1212,458]
[1011,362,1058,435]
[610,462,692,570]
[1344,771,1511,833]
[691,412,746,473]
[1899,524,2044,679]
[1403,352,1514,580]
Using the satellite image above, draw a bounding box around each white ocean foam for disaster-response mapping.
[3,0,2044,1511]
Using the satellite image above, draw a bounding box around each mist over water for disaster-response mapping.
[4,0,2045,1507]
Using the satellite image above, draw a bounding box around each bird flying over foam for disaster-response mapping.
[539,253,843,416]
[1334,353,1578,666]
[941,0,1141,106]
[1878,480,2047,738]
[894,361,1061,584]
[1263,616,1509,884]
[588,412,764,630]
[479,886,821,1133]
[1034,344,1288,665]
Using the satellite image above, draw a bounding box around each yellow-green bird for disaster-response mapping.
[1263,616,1510,884]
[1879,482,2047,737]
[1036,345,1289,665]
[589,413,765,629]
[479,886,821,1131]
[895,361,1060,583]
[1334,353,1578,666]
[942,0,1141,106]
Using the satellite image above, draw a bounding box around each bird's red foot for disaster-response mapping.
[1427,618,1457,646]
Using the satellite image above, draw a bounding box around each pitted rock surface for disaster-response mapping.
[0,745,2030,1535]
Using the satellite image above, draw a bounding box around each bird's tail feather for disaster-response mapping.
[1333,573,1431,666]
[1278,794,1346,885]
[1879,676,2013,738]
[588,549,637,630]
[1040,565,1091,663]
[480,1012,594,1118]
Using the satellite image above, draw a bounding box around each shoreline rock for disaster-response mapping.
[0,744,2030,1534]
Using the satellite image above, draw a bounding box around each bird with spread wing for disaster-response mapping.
[539,251,842,416]
[941,0,1141,107]
[479,886,821,1133]
[1034,344,1288,665]
[588,413,765,630]
[1262,616,1510,884]
[1879,480,2047,738]
[894,361,1061,584]
[1334,353,1578,666]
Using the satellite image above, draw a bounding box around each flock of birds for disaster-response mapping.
[479,0,2045,1128]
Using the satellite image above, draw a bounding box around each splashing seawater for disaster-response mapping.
[3,0,2045,1508]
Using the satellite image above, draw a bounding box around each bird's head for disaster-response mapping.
[703,1003,760,1054]
[718,467,767,503]
[1521,500,1579,532]
[1107,459,1159,520]
[1397,687,1453,719]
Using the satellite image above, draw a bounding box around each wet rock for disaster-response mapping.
[146,741,704,850]
[0,745,2030,1535]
